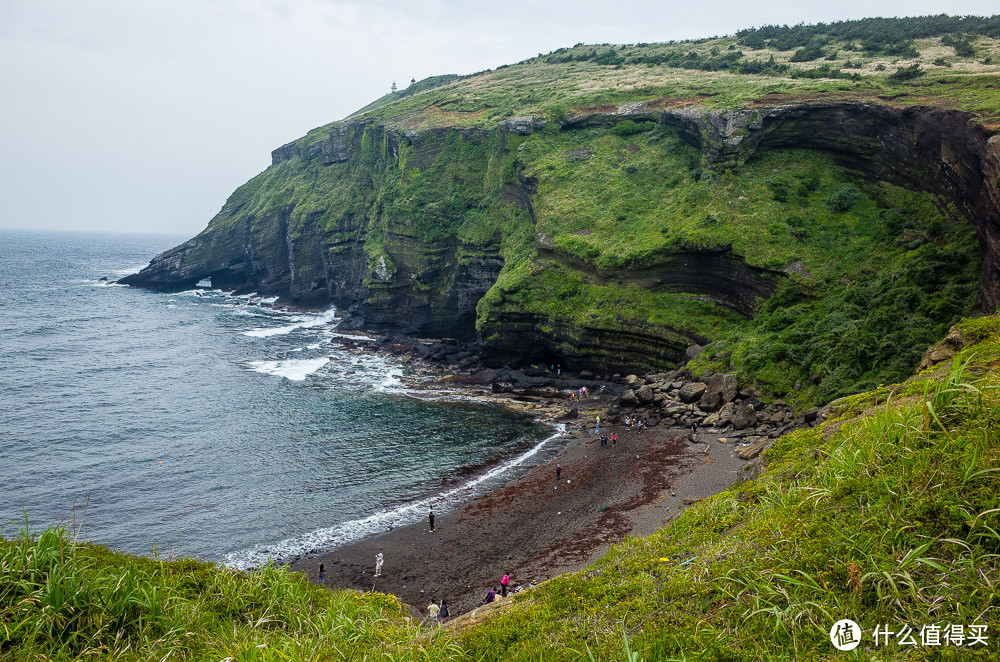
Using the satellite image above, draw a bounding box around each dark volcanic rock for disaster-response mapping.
[122,101,1000,375]
[732,403,758,430]
[620,389,640,406]
[678,382,708,403]
[699,373,738,411]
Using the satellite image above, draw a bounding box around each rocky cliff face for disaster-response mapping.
[122,100,999,376]
[560,100,1000,310]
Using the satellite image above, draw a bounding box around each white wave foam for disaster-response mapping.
[378,367,404,391]
[223,425,566,569]
[89,280,127,288]
[247,357,330,381]
[176,288,223,298]
[256,296,279,305]
[242,308,337,338]
[113,264,149,277]
[330,332,375,342]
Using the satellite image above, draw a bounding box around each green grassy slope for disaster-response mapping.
[328,16,1000,133]
[0,527,443,661]
[484,134,978,404]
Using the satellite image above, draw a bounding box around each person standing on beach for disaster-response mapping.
[611,433,617,446]
[429,507,435,532]
[440,599,450,623]
[556,464,562,481]
[428,600,440,622]
[374,553,384,577]
[501,573,510,597]
[318,563,326,585]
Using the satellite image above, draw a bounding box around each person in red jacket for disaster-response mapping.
[500,573,510,597]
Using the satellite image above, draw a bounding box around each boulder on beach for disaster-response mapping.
[716,402,736,426]
[732,403,758,429]
[699,373,738,411]
[661,401,687,417]
[620,389,640,405]
[678,382,707,403]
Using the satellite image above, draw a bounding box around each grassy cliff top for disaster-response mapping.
[297,14,1000,140]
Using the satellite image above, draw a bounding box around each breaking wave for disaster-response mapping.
[247,357,330,381]
[223,425,566,569]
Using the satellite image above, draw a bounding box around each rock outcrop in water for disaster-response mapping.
[121,98,999,388]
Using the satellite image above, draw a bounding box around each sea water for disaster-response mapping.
[0,229,558,567]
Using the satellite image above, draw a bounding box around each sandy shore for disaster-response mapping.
[289,421,747,616]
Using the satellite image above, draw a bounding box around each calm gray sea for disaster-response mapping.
[0,229,558,567]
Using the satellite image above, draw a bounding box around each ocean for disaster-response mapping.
[0,229,558,568]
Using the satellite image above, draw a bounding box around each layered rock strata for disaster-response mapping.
[122,101,1000,370]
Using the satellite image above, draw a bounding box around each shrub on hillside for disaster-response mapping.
[942,33,976,58]
[790,43,825,62]
[887,63,925,82]
[611,120,655,137]
[768,176,793,202]
[827,185,863,212]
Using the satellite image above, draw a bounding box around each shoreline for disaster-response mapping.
[163,293,806,614]
[288,420,750,617]
[278,325,813,616]
[223,420,571,571]
[151,293,806,600]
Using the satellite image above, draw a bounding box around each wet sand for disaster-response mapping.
[290,423,746,616]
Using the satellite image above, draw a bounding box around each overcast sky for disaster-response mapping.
[1,1,996,237]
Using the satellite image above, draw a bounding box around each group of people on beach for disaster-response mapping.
[595,413,647,448]
[622,415,646,433]
[482,572,510,605]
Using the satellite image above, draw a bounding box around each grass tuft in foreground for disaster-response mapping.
[0,527,458,660]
